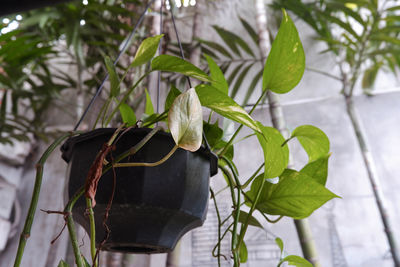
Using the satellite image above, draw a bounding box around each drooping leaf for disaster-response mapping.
[238,210,263,228]
[130,34,163,68]
[227,64,244,87]
[246,169,339,219]
[168,88,203,152]
[119,103,136,126]
[239,17,259,45]
[165,85,181,111]
[256,122,289,178]
[195,84,261,133]
[145,88,154,115]
[205,54,229,94]
[239,240,248,263]
[104,56,119,97]
[197,38,233,59]
[213,26,242,56]
[262,9,305,93]
[203,121,223,148]
[281,255,313,267]
[291,125,330,162]
[300,154,330,185]
[231,64,254,99]
[242,68,263,106]
[151,55,212,83]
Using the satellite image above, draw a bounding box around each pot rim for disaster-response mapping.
[61,127,218,176]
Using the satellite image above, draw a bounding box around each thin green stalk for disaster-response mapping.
[86,198,98,267]
[65,187,85,267]
[105,71,151,125]
[210,189,222,267]
[13,132,79,267]
[241,163,264,189]
[219,89,267,157]
[221,157,242,266]
[113,145,178,168]
[236,171,266,254]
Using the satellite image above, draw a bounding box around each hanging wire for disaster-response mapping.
[168,1,211,152]
[169,0,193,89]
[73,0,157,131]
[156,0,163,115]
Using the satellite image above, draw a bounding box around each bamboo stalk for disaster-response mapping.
[254,1,321,266]
[345,96,400,266]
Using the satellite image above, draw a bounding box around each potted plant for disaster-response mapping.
[12,9,339,267]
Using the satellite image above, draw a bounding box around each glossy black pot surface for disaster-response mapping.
[61,128,218,253]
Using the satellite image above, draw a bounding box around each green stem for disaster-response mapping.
[105,71,151,126]
[113,145,178,168]
[219,89,267,157]
[65,187,85,267]
[86,198,97,267]
[210,189,222,267]
[13,132,79,267]
[236,171,266,255]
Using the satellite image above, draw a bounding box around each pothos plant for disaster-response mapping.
[13,10,339,267]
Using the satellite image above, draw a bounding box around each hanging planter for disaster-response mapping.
[61,127,218,253]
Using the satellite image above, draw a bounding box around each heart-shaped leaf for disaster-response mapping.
[263,9,305,93]
[151,55,213,83]
[291,125,330,162]
[256,122,289,178]
[130,35,163,68]
[119,103,136,126]
[165,85,181,111]
[300,153,331,185]
[246,169,339,219]
[168,88,203,152]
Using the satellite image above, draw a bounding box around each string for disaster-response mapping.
[168,1,211,152]
[73,0,157,131]
[169,1,192,89]
[156,0,163,115]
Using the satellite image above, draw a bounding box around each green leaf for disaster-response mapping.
[238,210,263,228]
[57,260,70,267]
[275,237,284,254]
[282,255,313,267]
[242,68,263,106]
[246,169,339,219]
[205,54,229,94]
[203,121,223,148]
[291,125,330,162]
[119,103,136,126]
[151,55,212,83]
[213,26,242,56]
[197,38,233,59]
[256,123,289,178]
[168,88,203,152]
[195,84,261,133]
[239,17,259,45]
[145,88,154,115]
[165,85,181,111]
[104,56,120,97]
[231,64,254,99]
[239,240,248,263]
[262,9,305,93]
[227,64,244,87]
[300,154,330,185]
[130,35,163,68]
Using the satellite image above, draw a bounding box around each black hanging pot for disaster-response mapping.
[61,127,218,253]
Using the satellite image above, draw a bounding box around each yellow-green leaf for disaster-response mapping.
[130,35,163,68]
[263,9,305,93]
